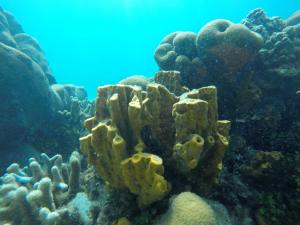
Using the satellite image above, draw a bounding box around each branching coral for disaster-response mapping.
[0,151,86,225]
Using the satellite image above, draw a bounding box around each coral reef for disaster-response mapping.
[153,8,300,225]
[80,84,230,208]
[243,151,283,179]
[1,5,300,225]
[258,25,300,77]
[154,18,264,121]
[241,8,286,39]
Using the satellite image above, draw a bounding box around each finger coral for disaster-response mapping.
[0,151,86,225]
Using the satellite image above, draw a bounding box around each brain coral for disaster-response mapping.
[155,192,217,225]
[154,31,206,88]
[196,19,263,75]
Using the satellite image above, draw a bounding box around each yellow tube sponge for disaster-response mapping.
[112,217,132,225]
[172,98,209,141]
[121,153,171,208]
[217,120,231,139]
[173,134,205,173]
[90,123,128,188]
[80,83,230,203]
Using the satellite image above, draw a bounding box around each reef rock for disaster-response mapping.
[241,8,286,38]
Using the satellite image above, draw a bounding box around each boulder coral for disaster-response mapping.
[154,31,206,88]
[196,19,263,77]
[0,7,55,84]
[155,192,218,225]
[154,18,263,90]
[80,84,230,207]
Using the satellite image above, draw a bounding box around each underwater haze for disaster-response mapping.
[1,1,300,225]
[1,0,300,98]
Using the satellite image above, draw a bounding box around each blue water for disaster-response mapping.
[1,0,300,98]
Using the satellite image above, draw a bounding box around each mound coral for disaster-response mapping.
[196,19,263,77]
[155,192,217,225]
[154,31,207,88]
[80,83,230,207]
[154,18,263,90]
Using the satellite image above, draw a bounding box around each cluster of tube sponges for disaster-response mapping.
[80,83,230,208]
[0,151,81,225]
